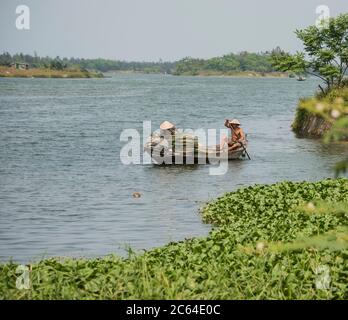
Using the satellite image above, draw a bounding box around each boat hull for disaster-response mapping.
[144,145,246,165]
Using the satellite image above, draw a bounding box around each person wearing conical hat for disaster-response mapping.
[219,118,245,151]
[160,121,176,135]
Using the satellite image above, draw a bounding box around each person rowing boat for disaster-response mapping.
[219,119,246,151]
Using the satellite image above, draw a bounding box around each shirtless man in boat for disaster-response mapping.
[219,119,246,151]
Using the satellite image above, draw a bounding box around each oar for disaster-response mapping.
[240,142,251,160]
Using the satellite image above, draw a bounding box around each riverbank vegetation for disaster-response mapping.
[271,13,348,141]
[0,52,176,75]
[292,84,348,137]
[1,179,347,299]
[0,51,283,77]
[292,83,348,173]
[0,66,103,78]
[172,52,283,76]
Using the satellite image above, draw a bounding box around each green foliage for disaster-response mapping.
[300,85,348,176]
[292,85,348,138]
[1,179,347,299]
[324,116,348,176]
[292,85,348,175]
[0,51,282,75]
[271,13,348,90]
[49,58,67,70]
[242,202,348,253]
[0,52,175,74]
[271,49,306,75]
[292,102,313,133]
[173,57,205,75]
[173,52,276,75]
[264,226,348,252]
[298,90,348,120]
[324,117,348,142]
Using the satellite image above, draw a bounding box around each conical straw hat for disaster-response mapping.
[160,121,175,130]
[229,119,241,125]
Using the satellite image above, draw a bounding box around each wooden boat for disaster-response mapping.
[144,141,248,165]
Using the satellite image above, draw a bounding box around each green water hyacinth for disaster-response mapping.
[0,179,347,299]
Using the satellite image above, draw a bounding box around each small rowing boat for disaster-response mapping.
[144,139,248,165]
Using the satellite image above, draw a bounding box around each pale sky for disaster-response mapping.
[0,0,348,61]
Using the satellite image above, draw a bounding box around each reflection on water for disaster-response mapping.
[0,75,347,263]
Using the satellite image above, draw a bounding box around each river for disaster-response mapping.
[0,74,346,263]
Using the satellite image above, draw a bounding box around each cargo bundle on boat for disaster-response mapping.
[144,129,248,165]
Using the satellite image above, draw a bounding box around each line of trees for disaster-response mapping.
[0,52,176,73]
[0,51,281,75]
[173,52,277,75]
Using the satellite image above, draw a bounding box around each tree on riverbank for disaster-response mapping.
[275,14,348,173]
[271,13,348,93]
[49,58,67,70]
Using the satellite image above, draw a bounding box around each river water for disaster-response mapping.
[0,74,347,263]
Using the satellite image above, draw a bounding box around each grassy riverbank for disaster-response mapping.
[1,179,347,299]
[0,66,103,78]
[293,86,348,137]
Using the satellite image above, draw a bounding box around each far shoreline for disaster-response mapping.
[0,68,291,79]
[104,70,290,78]
[0,66,103,79]
[173,71,289,78]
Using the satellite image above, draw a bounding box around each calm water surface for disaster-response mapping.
[0,75,347,263]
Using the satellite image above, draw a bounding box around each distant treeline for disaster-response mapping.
[0,51,279,75]
[0,52,176,73]
[173,51,277,75]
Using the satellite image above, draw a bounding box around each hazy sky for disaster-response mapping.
[1,0,348,61]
